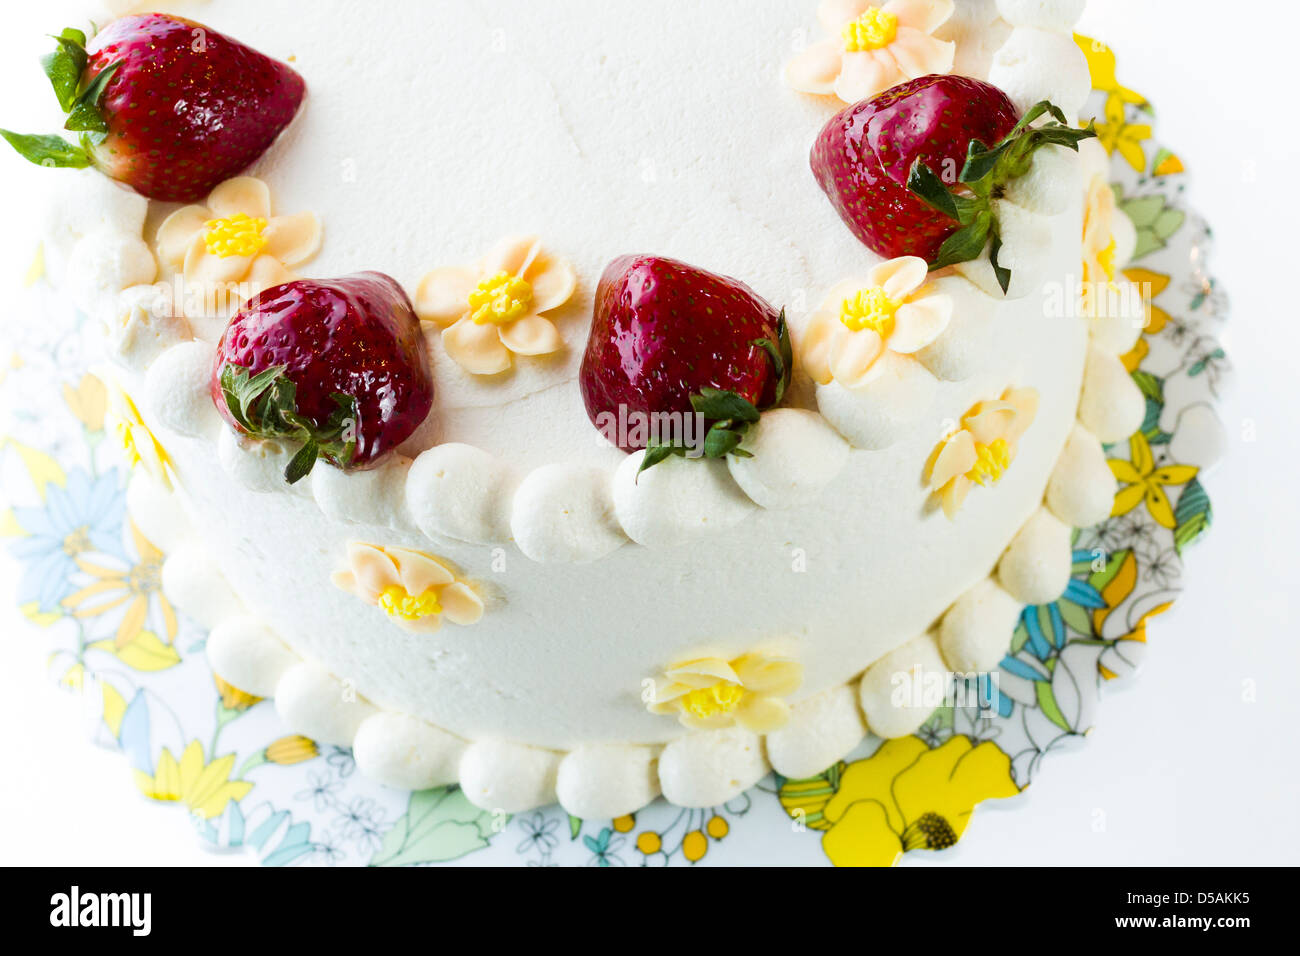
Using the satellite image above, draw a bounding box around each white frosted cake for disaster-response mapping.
[12,0,1149,818]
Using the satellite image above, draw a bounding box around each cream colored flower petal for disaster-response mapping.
[820,277,869,312]
[784,38,844,96]
[245,254,295,298]
[347,542,400,597]
[834,49,898,103]
[481,235,541,278]
[800,312,838,386]
[391,549,456,595]
[649,678,689,707]
[1003,387,1040,443]
[498,314,563,356]
[183,235,253,285]
[262,212,321,266]
[679,711,736,732]
[830,327,885,388]
[442,317,514,375]
[415,266,478,326]
[819,0,872,31]
[890,294,953,352]
[330,570,357,594]
[439,582,484,626]
[207,176,272,219]
[398,614,443,634]
[883,0,955,35]
[734,656,803,697]
[155,205,211,268]
[735,695,791,733]
[665,658,741,688]
[963,400,1018,445]
[524,254,577,313]
[885,27,955,79]
[867,255,929,301]
[929,431,977,490]
[941,475,972,519]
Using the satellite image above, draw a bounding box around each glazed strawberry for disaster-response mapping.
[580,255,791,469]
[213,273,434,483]
[1,15,304,202]
[811,74,1094,291]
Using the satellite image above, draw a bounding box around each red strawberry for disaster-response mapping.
[811,75,1094,291]
[212,272,434,483]
[2,15,304,202]
[579,255,790,469]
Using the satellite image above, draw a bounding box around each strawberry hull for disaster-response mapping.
[213,272,433,474]
[85,15,305,202]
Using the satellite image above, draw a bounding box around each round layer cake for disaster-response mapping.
[29,0,1147,816]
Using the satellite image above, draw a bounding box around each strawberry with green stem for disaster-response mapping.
[811,74,1095,293]
[2,14,304,203]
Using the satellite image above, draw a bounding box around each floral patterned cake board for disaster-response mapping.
[0,37,1229,866]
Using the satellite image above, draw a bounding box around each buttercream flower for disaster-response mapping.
[155,176,321,309]
[648,651,802,732]
[801,256,952,389]
[785,0,956,104]
[415,236,577,375]
[779,735,1019,866]
[107,385,172,490]
[332,541,483,633]
[926,386,1039,518]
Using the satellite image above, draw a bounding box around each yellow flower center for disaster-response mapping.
[203,213,269,258]
[377,585,442,621]
[468,271,533,325]
[966,438,1012,486]
[682,682,746,720]
[840,286,898,335]
[61,525,90,557]
[1096,237,1118,284]
[842,8,898,52]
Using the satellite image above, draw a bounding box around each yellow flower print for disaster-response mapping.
[1074,35,1148,111]
[215,674,261,711]
[62,520,177,649]
[133,740,252,820]
[1108,433,1198,529]
[1118,267,1171,371]
[785,735,1019,867]
[63,373,107,431]
[265,735,319,766]
[1093,93,1152,173]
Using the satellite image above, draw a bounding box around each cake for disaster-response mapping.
[8,0,1150,820]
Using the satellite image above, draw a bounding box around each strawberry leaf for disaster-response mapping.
[907,159,961,221]
[930,211,992,271]
[750,311,794,406]
[989,233,1012,295]
[64,61,119,134]
[42,29,88,112]
[690,387,761,424]
[0,129,90,168]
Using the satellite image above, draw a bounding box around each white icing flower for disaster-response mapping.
[801,256,952,389]
[927,387,1039,519]
[331,541,483,634]
[415,236,577,375]
[154,176,321,310]
[785,0,956,104]
[1081,174,1121,312]
[107,384,172,490]
[648,651,802,733]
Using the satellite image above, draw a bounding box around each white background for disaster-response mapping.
[1,0,1297,866]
